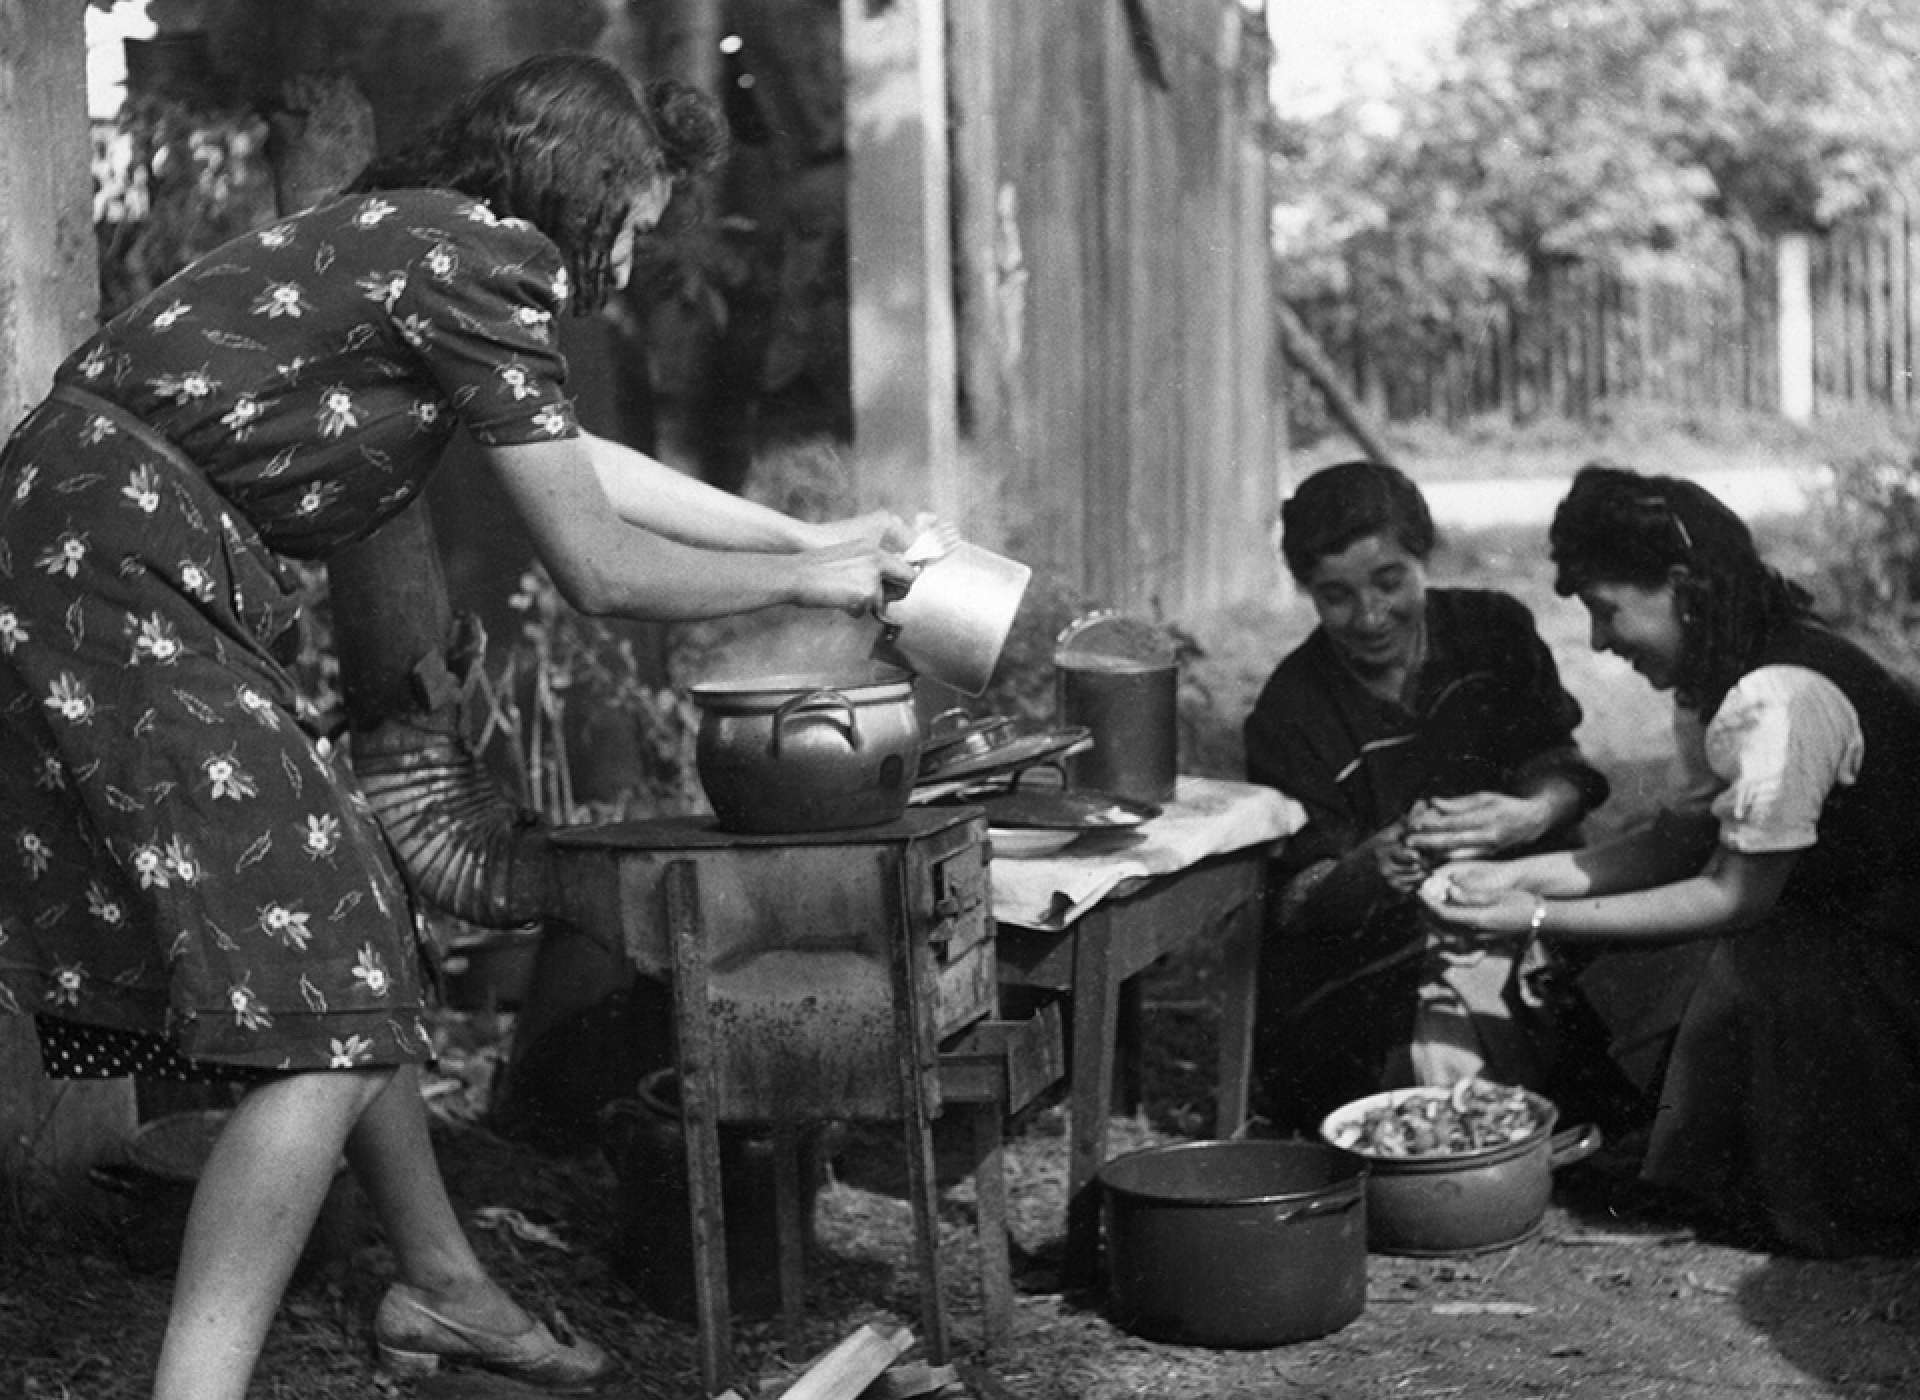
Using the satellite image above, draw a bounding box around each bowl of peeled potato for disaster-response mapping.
[1320,1078,1601,1256]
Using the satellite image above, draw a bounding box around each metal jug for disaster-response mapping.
[1055,611,1179,803]
[873,541,1032,696]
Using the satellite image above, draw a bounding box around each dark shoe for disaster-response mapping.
[373,1282,613,1391]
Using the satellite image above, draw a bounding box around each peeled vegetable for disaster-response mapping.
[1329,1079,1541,1158]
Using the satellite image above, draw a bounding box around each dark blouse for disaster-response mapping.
[1244,588,1608,886]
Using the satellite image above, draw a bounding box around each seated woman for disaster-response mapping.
[1244,460,1619,1136]
[1422,463,1920,1257]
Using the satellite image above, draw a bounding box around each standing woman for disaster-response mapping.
[1423,463,1920,1257]
[0,55,916,1397]
[1243,460,1617,1134]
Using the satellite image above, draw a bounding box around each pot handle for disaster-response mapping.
[1549,1122,1604,1170]
[769,689,861,758]
[1273,1190,1365,1226]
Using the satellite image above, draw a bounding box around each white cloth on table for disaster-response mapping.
[989,775,1305,931]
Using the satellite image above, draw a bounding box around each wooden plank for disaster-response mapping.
[0,0,139,1193]
[1867,215,1891,407]
[840,0,960,520]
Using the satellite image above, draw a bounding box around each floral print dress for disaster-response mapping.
[0,188,578,1074]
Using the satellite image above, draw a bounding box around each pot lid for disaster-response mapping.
[911,725,1092,795]
[917,710,1017,769]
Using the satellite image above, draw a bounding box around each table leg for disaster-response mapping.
[1214,881,1264,1139]
[1062,906,1120,1289]
[970,1103,1013,1353]
[1115,974,1145,1115]
[664,860,733,1394]
[887,868,951,1363]
[772,1119,808,1346]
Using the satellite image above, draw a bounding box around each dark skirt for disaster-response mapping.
[1644,911,1920,1257]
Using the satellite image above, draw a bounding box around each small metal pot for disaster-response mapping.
[1100,1139,1369,1348]
[1320,1087,1602,1256]
[691,668,923,833]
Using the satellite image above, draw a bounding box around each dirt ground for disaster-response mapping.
[6,977,1919,1400]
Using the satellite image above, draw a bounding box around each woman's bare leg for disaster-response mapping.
[152,1068,391,1400]
[344,1063,529,1330]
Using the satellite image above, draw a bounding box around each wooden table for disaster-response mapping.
[988,776,1301,1285]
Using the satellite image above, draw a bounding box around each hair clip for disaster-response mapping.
[1632,494,1692,555]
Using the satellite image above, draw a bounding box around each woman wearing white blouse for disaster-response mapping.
[1422,463,1920,1258]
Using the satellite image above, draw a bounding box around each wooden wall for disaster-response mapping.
[945,0,1284,620]
[0,0,138,1187]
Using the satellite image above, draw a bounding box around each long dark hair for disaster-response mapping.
[1279,459,1437,583]
[348,54,729,313]
[1549,462,1814,712]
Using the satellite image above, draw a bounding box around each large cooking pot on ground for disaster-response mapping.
[1099,1139,1368,1348]
[1320,1085,1602,1256]
[690,668,922,834]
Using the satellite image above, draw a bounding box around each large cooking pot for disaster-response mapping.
[1099,1139,1368,1348]
[1320,1085,1602,1256]
[690,668,922,834]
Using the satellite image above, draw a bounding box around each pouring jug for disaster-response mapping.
[873,541,1032,696]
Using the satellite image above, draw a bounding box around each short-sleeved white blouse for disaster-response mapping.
[1670,664,1865,852]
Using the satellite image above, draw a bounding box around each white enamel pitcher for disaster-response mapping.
[873,541,1032,696]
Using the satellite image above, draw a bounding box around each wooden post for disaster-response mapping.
[840,0,961,521]
[1777,234,1814,424]
[0,0,139,1189]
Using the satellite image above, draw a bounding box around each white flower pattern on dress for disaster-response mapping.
[121,464,162,513]
[254,281,310,318]
[85,882,126,928]
[228,978,272,1030]
[131,840,170,888]
[48,963,84,1008]
[18,831,52,878]
[0,608,29,653]
[130,613,183,664]
[259,903,313,950]
[151,368,218,402]
[498,363,536,400]
[352,945,391,996]
[177,560,216,602]
[163,835,201,884]
[44,673,96,724]
[37,532,87,577]
[330,1034,374,1068]
[203,752,258,801]
[236,686,280,728]
[303,813,342,858]
[221,395,263,439]
[317,387,358,438]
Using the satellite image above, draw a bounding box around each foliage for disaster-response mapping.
[93,95,277,321]
[1810,443,1920,659]
[1274,0,1920,372]
[470,568,703,825]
